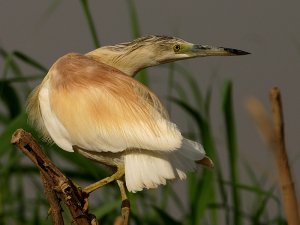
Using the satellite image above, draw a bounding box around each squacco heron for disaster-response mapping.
[26,35,248,217]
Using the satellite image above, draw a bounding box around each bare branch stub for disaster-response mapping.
[11,128,98,225]
[270,87,300,225]
[247,88,300,225]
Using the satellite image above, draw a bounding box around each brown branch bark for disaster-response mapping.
[41,174,64,225]
[11,128,99,225]
[247,87,300,225]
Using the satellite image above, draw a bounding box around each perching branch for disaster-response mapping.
[11,129,98,225]
[247,87,300,225]
[41,174,64,225]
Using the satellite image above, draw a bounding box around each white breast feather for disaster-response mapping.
[38,81,74,152]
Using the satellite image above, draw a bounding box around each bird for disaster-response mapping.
[26,35,248,198]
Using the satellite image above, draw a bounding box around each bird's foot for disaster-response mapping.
[83,165,125,194]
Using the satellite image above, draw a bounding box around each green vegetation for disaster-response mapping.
[0,1,288,224]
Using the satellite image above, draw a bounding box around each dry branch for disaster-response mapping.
[41,174,64,225]
[247,87,300,225]
[270,88,300,225]
[11,129,98,225]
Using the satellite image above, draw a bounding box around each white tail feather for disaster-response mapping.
[179,138,205,160]
[124,138,206,192]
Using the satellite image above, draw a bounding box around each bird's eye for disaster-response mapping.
[173,44,181,52]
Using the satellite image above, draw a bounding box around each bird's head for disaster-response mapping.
[86,35,249,76]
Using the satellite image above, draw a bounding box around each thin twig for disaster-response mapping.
[11,129,98,225]
[246,87,300,225]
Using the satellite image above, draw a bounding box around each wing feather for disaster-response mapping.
[48,53,182,153]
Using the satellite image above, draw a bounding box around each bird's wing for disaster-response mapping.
[48,53,182,153]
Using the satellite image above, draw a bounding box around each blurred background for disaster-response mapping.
[0,0,299,224]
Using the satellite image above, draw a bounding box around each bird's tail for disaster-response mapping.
[124,138,213,192]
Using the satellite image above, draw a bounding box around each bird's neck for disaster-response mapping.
[86,47,157,77]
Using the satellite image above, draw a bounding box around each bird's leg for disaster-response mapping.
[83,165,125,194]
[116,177,130,225]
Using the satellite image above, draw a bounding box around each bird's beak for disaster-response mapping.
[189,44,250,57]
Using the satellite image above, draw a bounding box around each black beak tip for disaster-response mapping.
[223,48,251,55]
